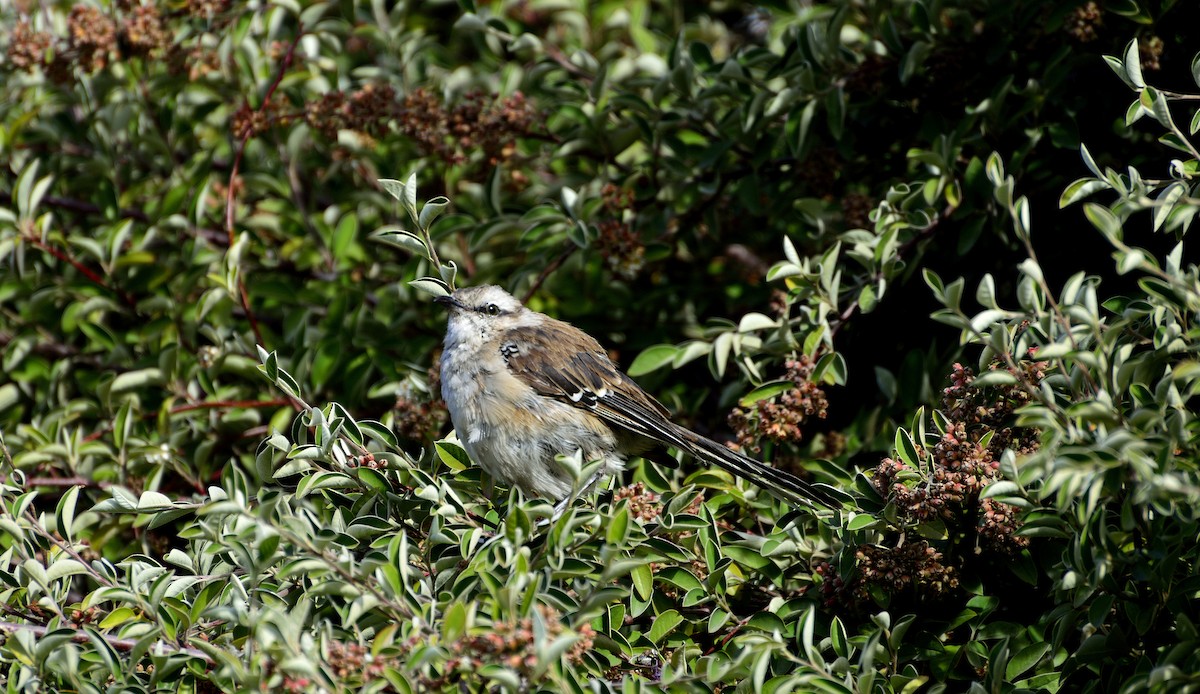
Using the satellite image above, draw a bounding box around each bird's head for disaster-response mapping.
[435,285,529,346]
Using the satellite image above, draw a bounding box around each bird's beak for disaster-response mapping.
[434,295,466,310]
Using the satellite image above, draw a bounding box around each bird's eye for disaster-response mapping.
[484,303,501,316]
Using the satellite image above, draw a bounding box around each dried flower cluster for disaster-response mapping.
[822,359,1047,612]
[185,0,233,19]
[614,482,662,523]
[874,360,1043,552]
[306,83,399,139]
[430,604,593,686]
[393,356,448,443]
[844,54,892,95]
[67,6,118,73]
[325,640,397,685]
[817,430,847,460]
[4,21,51,71]
[4,5,183,81]
[231,96,294,140]
[1065,2,1103,43]
[729,356,828,454]
[872,422,1001,523]
[769,289,790,319]
[942,359,1044,458]
[592,183,646,279]
[840,191,875,231]
[396,88,537,166]
[814,541,959,609]
[121,4,170,58]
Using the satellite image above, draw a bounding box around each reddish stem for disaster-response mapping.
[224,24,305,348]
[26,236,138,310]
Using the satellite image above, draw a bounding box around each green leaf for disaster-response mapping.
[972,370,1018,387]
[1123,39,1145,89]
[739,381,792,407]
[607,506,630,545]
[419,196,450,230]
[403,173,418,221]
[46,559,89,583]
[137,491,176,511]
[647,609,683,644]
[409,277,450,297]
[738,313,778,332]
[55,486,81,542]
[442,601,468,643]
[894,428,920,467]
[628,344,678,376]
[379,178,406,202]
[1084,201,1118,241]
[631,563,653,600]
[111,368,165,394]
[1059,178,1108,208]
[360,420,400,450]
[1006,642,1051,680]
[847,513,881,531]
[371,227,427,255]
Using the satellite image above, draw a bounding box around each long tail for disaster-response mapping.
[594,390,842,508]
[671,424,842,509]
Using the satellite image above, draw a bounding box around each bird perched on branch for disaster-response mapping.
[435,285,841,509]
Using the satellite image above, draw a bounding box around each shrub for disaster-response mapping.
[1,1,1198,691]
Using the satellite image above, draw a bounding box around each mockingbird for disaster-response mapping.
[435,285,840,509]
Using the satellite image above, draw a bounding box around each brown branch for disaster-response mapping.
[821,204,950,349]
[42,195,150,223]
[80,398,295,444]
[224,24,305,349]
[25,236,139,311]
[0,622,214,665]
[542,42,593,82]
[0,330,105,365]
[169,398,291,415]
[4,476,111,489]
[521,244,577,303]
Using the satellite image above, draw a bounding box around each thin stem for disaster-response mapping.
[224,23,305,349]
[25,235,138,310]
[0,622,214,665]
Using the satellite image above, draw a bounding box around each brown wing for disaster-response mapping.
[499,317,679,443]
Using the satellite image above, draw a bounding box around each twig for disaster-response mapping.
[283,145,333,270]
[169,398,291,415]
[224,23,306,348]
[0,622,215,665]
[822,205,949,349]
[5,476,111,489]
[42,195,149,223]
[544,43,592,80]
[80,398,294,443]
[521,244,578,303]
[24,236,139,311]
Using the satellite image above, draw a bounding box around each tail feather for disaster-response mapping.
[671,425,840,509]
[593,390,840,509]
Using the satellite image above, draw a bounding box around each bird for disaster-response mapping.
[434,285,841,509]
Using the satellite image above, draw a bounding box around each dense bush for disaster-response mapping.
[1,0,1198,691]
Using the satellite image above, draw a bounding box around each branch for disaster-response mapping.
[521,244,578,303]
[3,476,111,489]
[24,236,139,311]
[224,23,305,348]
[0,622,215,665]
[42,195,150,223]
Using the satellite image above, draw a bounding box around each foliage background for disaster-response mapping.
[1,0,1199,692]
